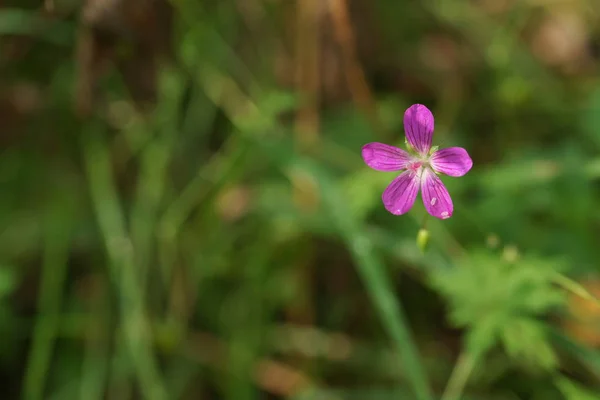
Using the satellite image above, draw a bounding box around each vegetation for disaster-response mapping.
[2,0,600,399]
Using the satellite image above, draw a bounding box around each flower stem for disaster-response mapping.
[552,273,600,308]
[441,350,477,400]
[421,212,430,230]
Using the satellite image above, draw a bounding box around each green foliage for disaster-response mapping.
[0,265,16,298]
[556,377,600,400]
[3,0,600,399]
[432,250,566,370]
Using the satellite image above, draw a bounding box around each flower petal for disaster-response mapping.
[404,104,434,155]
[430,147,473,177]
[421,168,453,219]
[382,170,420,215]
[362,142,413,171]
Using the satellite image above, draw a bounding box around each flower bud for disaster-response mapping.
[417,228,430,253]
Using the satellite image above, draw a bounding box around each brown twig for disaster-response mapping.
[329,0,384,136]
[294,0,321,150]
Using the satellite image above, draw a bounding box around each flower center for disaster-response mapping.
[407,158,429,173]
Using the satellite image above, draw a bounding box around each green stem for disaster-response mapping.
[421,212,430,230]
[552,273,600,308]
[441,350,477,400]
[83,126,168,400]
[23,197,73,400]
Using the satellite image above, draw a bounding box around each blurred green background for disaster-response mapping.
[3,0,600,399]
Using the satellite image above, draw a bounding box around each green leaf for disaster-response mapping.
[556,376,600,400]
[501,319,557,371]
[465,316,501,357]
[431,249,566,369]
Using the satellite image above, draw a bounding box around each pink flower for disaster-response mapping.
[361,104,473,219]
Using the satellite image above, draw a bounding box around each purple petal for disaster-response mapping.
[421,168,453,219]
[382,170,420,215]
[404,104,434,155]
[430,147,473,177]
[362,142,413,171]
